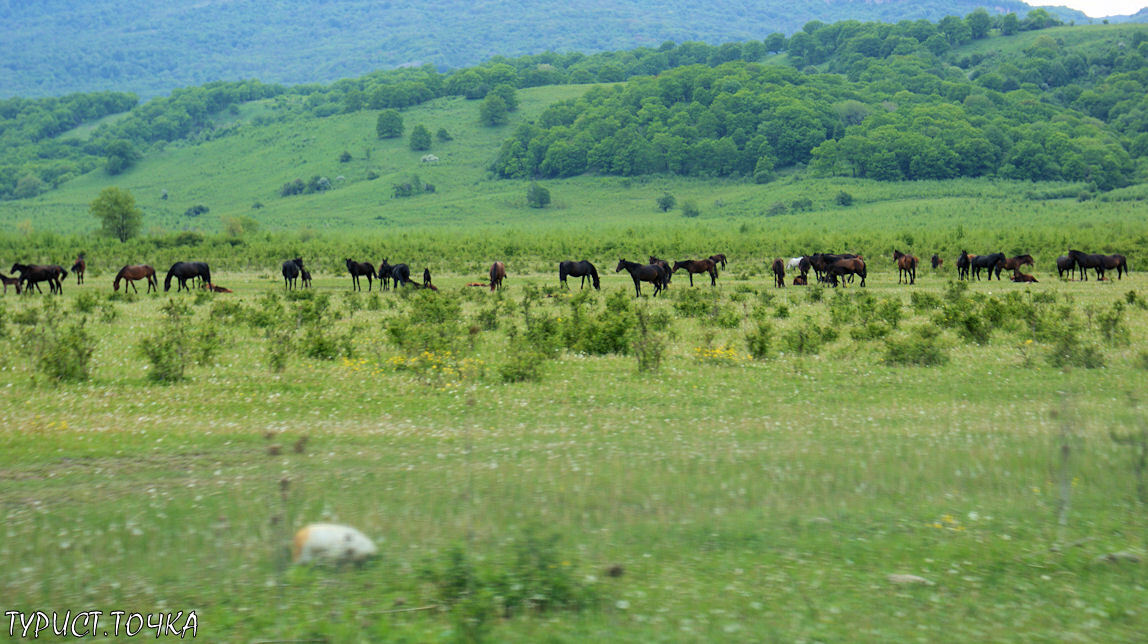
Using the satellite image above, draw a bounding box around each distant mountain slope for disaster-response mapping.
[0,0,1113,98]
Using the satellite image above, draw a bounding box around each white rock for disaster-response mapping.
[887,573,934,586]
[292,523,377,564]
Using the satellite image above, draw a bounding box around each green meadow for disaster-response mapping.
[1,265,1145,641]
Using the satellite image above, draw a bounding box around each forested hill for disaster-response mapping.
[0,0,1114,99]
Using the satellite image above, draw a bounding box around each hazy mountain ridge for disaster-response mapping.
[0,0,1121,99]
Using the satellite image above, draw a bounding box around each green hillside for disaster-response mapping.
[0,0,1109,99]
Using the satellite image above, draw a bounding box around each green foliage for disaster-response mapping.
[480,94,509,126]
[387,290,466,356]
[656,192,676,212]
[20,300,95,382]
[632,307,666,372]
[436,127,453,142]
[745,320,774,360]
[884,325,949,366]
[680,199,700,218]
[561,289,635,355]
[376,109,404,139]
[782,317,836,355]
[89,186,142,242]
[836,190,854,206]
[409,124,432,151]
[139,299,194,383]
[104,140,141,175]
[526,182,550,208]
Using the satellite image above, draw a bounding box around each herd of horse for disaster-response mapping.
[0,248,1129,299]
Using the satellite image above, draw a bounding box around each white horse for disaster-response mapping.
[786,257,804,271]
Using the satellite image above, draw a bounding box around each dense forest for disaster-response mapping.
[0,0,1121,99]
[2,12,1148,202]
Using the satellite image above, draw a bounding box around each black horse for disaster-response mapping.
[930,254,943,270]
[957,251,972,281]
[1056,255,1076,280]
[71,255,86,285]
[345,258,375,291]
[164,261,211,292]
[11,263,66,294]
[1069,249,1128,281]
[282,258,304,290]
[649,256,673,284]
[301,269,312,288]
[559,260,600,290]
[390,263,413,287]
[616,259,667,297]
[377,259,392,290]
[970,253,1005,281]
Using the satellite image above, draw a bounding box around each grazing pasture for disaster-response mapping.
[0,266,1145,642]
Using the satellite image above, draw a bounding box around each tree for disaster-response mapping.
[1001,13,1020,36]
[436,128,453,142]
[966,9,992,39]
[479,94,509,126]
[490,84,519,112]
[526,182,550,208]
[376,109,403,139]
[409,124,432,151]
[90,187,142,242]
[656,192,676,212]
[104,139,140,175]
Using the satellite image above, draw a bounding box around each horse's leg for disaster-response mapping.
[688,273,694,287]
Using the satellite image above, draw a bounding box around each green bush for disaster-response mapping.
[1046,328,1105,369]
[745,321,774,360]
[73,292,99,314]
[633,308,666,372]
[782,318,836,355]
[1097,301,1130,346]
[884,325,949,366]
[21,301,95,382]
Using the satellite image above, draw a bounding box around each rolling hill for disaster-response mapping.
[0,0,1116,99]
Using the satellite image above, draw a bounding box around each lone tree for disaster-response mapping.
[479,94,509,126]
[527,182,551,208]
[656,192,676,212]
[90,187,142,242]
[409,124,432,151]
[376,109,404,139]
[104,139,141,175]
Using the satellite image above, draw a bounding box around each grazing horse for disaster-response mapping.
[282,258,304,290]
[1001,254,1034,273]
[617,259,667,297]
[709,254,727,269]
[649,256,673,284]
[809,253,860,283]
[931,254,943,270]
[301,269,312,288]
[792,275,807,286]
[0,272,21,294]
[11,263,65,294]
[558,260,600,290]
[1011,270,1038,283]
[971,253,1005,281]
[113,265,158,293]
[826,257,867,288]
[390,263,413,287]
[771,258,786,288]
[1068,249,1128,281]
[71,255,86,284]
[164,261,210,292]
[1056,255,1075,280]
[785,257,803,271]
[345,258,375,291]
[672,258,718,286]
[489,261,506,291]
[893,249,918,285]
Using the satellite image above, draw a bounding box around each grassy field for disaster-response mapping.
[1,265,1146,642]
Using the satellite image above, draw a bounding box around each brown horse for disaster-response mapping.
[672,259,718,286]
[931,254,943,270]
[71,255,86,284]
[1011,270,1038,283]
[489,261,506,291]
[0,272,21,294]
[1001,254,1034,272]
[301,269,312,288]
[827,257,867,287]
[771,258,785,288]
[11,263,66,294]
[113,264,158,293]
[709,253,727,269]
[893,249,918,285]
[649,256,673,284]
[616,259,667,297]
[792,275,807,286]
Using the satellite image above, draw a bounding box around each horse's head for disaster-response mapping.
[672,260,687,272]
[615,260,627,273]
